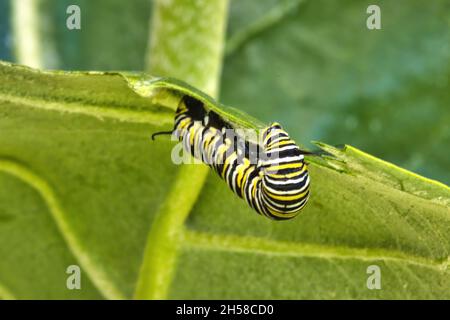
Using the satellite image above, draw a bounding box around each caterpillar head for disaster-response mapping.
[261,122,303,162]
[262,122,289,146]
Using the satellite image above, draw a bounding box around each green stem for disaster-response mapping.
[12,0,42,67]
[11,0,59,68]
[134,0,229,299]
[146,0,228,97]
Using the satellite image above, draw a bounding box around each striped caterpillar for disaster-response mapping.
[153,95,310,220]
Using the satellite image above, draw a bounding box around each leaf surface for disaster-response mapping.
[0,62,449,299]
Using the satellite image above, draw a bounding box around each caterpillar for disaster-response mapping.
[152,95,310,220]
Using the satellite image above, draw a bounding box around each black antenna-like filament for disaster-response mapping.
[151,131,173,141]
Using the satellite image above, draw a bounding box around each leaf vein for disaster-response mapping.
[0,159,126,300]
[183,230,449,272]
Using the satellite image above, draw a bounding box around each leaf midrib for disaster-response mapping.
[183,230,450,272]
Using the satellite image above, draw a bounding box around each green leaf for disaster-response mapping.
[0,61,175,299]
[0,61,449,299]
[179,144,450,299]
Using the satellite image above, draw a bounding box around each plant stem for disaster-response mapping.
[12,0,59,68]
[12,0,43,68]
[146,0,228,97]
[134,0,229,299]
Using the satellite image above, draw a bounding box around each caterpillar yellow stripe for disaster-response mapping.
[155,95,310,220]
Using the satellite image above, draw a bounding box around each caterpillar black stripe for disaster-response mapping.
[153,95,310,220]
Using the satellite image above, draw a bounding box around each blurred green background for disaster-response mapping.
[0,0,449,185]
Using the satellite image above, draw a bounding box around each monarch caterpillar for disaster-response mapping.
[153,95,310,220]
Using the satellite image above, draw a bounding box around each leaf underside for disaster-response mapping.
[0,62,449,300]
